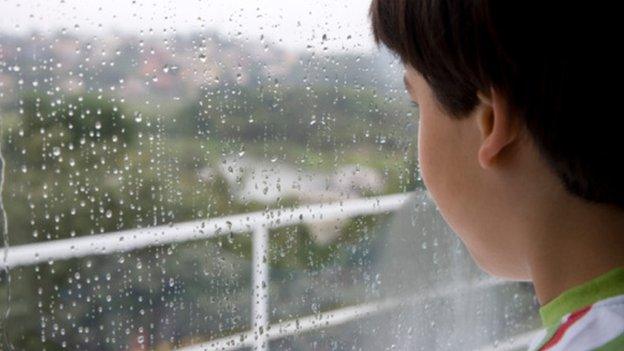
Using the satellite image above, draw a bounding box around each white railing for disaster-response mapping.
[178,278,509,351]
[0,193,410,269]
[0,192,537,350]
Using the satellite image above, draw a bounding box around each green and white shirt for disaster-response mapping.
[528,268,624,351]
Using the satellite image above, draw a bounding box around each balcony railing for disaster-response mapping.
[0,192,538,350]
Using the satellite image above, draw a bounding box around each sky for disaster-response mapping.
[0,0,377,54]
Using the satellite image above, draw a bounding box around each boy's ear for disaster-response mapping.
[476,88,519,169]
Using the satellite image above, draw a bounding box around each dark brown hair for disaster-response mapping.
[370,0,624,208]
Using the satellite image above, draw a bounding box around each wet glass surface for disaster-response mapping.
[0,1,538,350]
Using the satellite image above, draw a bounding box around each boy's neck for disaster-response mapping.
[526,196,624,305]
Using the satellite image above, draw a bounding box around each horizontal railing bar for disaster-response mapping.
[177,278,506,351]
[1,193,412,269]
[475,329,541,351]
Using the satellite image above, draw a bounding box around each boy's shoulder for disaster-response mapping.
[528,294,624,351]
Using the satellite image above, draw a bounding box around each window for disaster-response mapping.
[0,1,538,350]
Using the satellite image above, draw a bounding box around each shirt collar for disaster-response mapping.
[539,267,624,327]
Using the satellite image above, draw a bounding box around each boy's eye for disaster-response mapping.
[410,101,419,109]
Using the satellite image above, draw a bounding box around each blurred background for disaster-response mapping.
[0,1,538,350]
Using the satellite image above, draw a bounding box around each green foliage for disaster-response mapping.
[173,84,411,151]
[9,93,135,161]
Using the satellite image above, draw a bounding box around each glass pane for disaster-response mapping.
[0,1,538,350]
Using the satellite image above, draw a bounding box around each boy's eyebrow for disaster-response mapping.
[403,74,413,93]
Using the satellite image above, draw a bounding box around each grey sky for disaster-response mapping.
[0,0,376,53]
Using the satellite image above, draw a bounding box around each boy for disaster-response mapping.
[369,1,624,350]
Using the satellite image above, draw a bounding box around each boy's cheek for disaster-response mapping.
[417,106,479,245]
[418,116,529,280]
[417,104,461,209]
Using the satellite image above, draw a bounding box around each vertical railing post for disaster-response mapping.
[251,225,270,350]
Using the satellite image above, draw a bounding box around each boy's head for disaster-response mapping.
[370,1,623,279]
